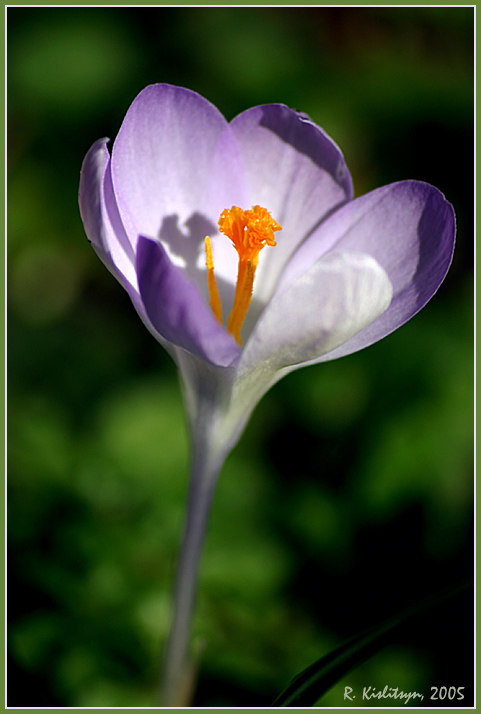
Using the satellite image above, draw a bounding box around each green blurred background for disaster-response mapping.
[7,6,473,707]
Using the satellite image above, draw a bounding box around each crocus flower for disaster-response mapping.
[79,83,455,704]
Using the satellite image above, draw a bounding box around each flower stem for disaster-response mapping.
[159,438,222,706]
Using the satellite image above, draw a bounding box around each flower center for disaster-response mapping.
[205,205,282,345]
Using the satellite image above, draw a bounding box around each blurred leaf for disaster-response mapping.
[9,10,142,119]
[272,580,471,707]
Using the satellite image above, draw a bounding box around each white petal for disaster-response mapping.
[216,253,391,454]
[277,181,455,362]
[240,252,393,374]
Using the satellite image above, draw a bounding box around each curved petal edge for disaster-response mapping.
[136,236,241,368]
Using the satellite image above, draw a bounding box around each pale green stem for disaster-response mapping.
[159,434,223,706]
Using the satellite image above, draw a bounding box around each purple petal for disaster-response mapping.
[111,84,247,256]
[240,252,392,374]
[229,105,353,300]
[136,236,241,368]
[80,139,180,353]
[278,181,455,361]
[79,138,137,289]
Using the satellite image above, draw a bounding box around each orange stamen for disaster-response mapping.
[227,259,256,344]
[205,236,223,324]
[205,205,282,345]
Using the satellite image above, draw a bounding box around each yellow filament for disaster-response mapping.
[205,205,282,345]
[205,236,223,324]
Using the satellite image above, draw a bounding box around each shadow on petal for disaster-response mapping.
[258,105,353,197]
[414,192,456,310]
[158,212,217,279]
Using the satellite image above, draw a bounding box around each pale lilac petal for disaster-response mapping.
[229,105,353,300]
[239,252,392,375]
[111,84,246,263]
[278,181,455,361]
[136,236,241,368]
[79,138,137,289]
[79,139,179,352]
